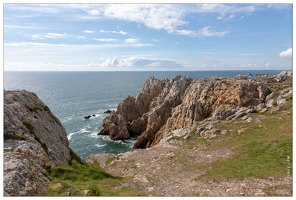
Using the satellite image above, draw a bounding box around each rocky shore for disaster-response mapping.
[89,70,293,196]
[98,71,292,149]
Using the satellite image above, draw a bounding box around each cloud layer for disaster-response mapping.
[91,56,189,70]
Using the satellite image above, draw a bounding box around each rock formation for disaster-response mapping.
[98,73,279,149]
[3,90,71,196]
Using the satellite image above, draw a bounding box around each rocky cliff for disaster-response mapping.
[98,72,291,149]
[3,90,71,196]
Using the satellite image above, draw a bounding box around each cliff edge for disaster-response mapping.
[3,90,71,196]
[98,73,286,148]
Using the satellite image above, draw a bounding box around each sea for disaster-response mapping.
[3,70,282,158]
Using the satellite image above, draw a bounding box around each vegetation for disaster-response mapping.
[189,97,292,181]
[46,156,141,196]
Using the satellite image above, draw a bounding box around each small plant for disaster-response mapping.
[87,185,101,196]
[22,118,34,133]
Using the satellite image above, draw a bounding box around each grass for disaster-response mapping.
[195,101,292,181]
[46,158,141,196]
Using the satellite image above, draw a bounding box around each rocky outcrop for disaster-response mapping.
[4,90,71,196]
[99,73,276,149]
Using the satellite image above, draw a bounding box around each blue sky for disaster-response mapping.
[3,3,293,71]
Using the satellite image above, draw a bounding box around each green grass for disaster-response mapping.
[46,159,141,196]
[196,105,292,181]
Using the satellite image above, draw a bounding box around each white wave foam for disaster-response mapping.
[67,126,92,140]
[95,143,107,148]
[100,135,136,148]
[67,132,75,140]
[89,131,100,138]
[61,116,72,123]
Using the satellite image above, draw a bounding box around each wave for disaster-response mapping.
[67,126,92,140]
[99,135,137,148]
[95,143,107,148]
[61,116,73,123]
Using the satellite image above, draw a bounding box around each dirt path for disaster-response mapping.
[87,138,291,196]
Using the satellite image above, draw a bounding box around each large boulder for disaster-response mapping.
[3,90,71,196]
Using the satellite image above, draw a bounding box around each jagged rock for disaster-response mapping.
[279,70,292,76]
[276,70,292,82]
[4,90,71,196]
[99,74,272,149]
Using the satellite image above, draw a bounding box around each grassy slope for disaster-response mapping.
[186,96,292,185]
[46,153,141,196]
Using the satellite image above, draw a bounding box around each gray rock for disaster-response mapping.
[159,128,189,144]
[212,108,236,120]
[277,95,287,106]
[4,90,71,196]
[265,92,277,103]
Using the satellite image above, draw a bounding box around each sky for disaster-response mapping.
[2,2,293,71]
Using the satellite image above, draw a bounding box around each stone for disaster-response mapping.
[99,74,271,148]
[241,115,248,120]
[277,95,287,106]
[104,110,113,114]
[83,190,90,196]
[4,90,71,196]
[133,174,149,183]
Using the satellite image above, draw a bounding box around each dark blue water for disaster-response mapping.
[3,70,281,158]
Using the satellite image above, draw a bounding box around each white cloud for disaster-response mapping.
[44,33,68,39]
[99,57,119,67]
[175,29,195,36]
[125,38,139,43]
[240,64,252,67]
[103,4,186,34]
[279,48,292,58]
[225,14,236,21]
[99,30,127,35]
[88,9,101,15]
[193,4,256,15]
[175,26,228,37]
[94,56,189,69]
[198,26,228,37]
[94,38,118,42]
[84,30,95,33]
[265,63,275,67]
[32,34,44,40]
[123,38,153,47]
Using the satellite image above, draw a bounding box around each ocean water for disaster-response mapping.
[3,70,282,158]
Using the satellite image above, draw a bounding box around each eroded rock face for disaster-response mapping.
[4,90,71,196]
[99,75,270,149]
